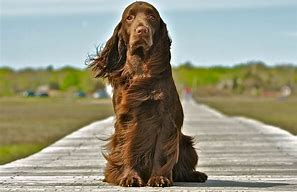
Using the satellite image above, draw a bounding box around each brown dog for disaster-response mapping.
[88,1,207,187]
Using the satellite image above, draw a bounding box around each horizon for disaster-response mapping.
[1,0,297,69]
[1,60,297,71]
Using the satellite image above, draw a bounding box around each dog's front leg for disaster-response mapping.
[147,145,173,187]
[147,115,179,187]
[118,125,145,187]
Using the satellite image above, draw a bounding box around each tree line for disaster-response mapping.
[0,61,296,96]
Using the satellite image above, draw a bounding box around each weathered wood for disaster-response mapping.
[1,99,296,191]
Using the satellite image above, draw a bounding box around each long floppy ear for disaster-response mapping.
[159,18,172,62]
[87,22,127,79]
[160,19,172,49]
[148,18,172,76]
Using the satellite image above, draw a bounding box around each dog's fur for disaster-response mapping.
[88,1,207,187]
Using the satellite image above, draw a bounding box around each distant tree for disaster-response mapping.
[46,65,54,72]
[179,61,195,69]
[59,66,80,72]
[234,61,267,69]
[61,72,80,90]
[18,67,35,73]
[0,66,14,74]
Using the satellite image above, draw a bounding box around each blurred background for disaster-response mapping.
[0,0,296,164]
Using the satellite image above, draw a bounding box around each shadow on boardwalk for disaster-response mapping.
[177,179,290,188]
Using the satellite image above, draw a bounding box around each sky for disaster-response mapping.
[0,0,297,69]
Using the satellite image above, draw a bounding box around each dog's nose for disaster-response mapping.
[136,26,149,35]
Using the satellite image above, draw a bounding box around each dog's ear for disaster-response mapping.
[87,22,127,78]
[157,18,172,62]
[148,18,172,75]
[160,19,172,50]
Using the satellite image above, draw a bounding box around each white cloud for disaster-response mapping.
[1,0,297,16]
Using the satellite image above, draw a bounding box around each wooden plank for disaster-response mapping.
[0,100,296,191]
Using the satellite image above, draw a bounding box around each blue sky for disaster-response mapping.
[0,0,297,69]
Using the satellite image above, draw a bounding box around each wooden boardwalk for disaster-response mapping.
[1,99,297,191]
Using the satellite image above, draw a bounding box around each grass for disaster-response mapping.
[0,144,45,164]
[0,97,113,165]
[196,96,297,135]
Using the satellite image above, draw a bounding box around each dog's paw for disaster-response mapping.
[147,176,172,187]
[192,171,208,182]
[119,174,144,187]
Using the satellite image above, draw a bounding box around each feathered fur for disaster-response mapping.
[87,1,207,187]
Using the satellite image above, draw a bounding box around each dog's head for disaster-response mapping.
[88,1,171,78]
[121,1,161,57]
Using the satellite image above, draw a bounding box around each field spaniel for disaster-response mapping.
[88,1,207,187]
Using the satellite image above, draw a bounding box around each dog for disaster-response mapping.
[88,1,207,187]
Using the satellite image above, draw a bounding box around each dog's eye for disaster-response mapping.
[148,15,155,20]
[126,15,134,21]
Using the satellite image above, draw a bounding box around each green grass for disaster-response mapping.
[173,67,234,87]
[0,97,113,165]
[0,144,45,164]
[196,96,297,135]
